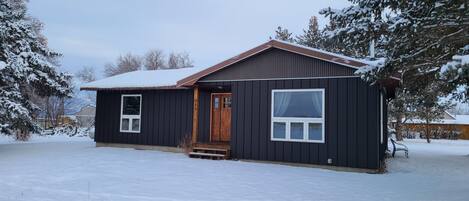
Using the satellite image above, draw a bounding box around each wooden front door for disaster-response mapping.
[211,93,232,142]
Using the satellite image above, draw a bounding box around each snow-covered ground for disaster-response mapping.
[0,136,468,201]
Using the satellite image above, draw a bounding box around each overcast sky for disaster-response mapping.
[28,0,350,76]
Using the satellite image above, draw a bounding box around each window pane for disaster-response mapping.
[121,118,129,131]
[290,123,304,139]
[273,91,322,118]
[308,123,322,141]
[214,97,219,108]
[132,119,140,131]
[223,97,231,108]
[273,122,286,139]
[123,96,141,115]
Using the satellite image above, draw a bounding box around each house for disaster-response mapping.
[81,40,398,170]
[74,105,96,127]
[401,111,469,139]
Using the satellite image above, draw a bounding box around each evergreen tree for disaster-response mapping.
[320,0,468,100]
[296,16,323,48]
[272,26,295,43]
[0,0,72,135]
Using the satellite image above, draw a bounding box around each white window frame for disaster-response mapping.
[120,94,142,133]
[271,89,325,143]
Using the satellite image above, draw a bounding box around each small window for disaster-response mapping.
[120,95,141,133]
[214,97,220,109]
[223,97,232,108]
[271,89,325,143]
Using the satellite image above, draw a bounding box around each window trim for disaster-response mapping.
[270,88,325,143]
[120,94,142,133]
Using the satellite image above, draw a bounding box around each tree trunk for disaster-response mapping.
[425,119,431,143]
[395,119,404,141]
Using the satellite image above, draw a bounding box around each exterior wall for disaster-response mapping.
[94,89,193,147]
[199,48,356,82]
[227,77,383,169]
[380,95,389,162]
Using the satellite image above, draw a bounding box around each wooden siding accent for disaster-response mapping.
[94,89,193,147]
[210,93,232,142]
[192,87,199,143]
[199,48,356,82]
[196,82,231,143]
[229,77,383,169]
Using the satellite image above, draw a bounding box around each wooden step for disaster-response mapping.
[193,147,228,152]
[189,152,226,160]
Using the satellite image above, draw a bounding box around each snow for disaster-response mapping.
[271,39,371,67]
[406,115,469,125]
[439,51,469,77]
[0,61,6,69]
[80,67,207,90]
[355,58,386,74]
[1,136,468,201]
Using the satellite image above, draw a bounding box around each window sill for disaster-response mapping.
[120,130,141,133]
[271,138,325,143]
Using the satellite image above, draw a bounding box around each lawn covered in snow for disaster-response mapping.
[0,135,468,201]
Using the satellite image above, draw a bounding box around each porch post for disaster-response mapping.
[192,86,199,144]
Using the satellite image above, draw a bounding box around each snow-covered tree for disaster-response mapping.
[144,49,166,70]
[412,85,453,143]
[0,0,72,135]
[438,45,469,101]
[296,16,323,49]
[104,53,142,77]
[321,0,469,101]
[272,26,294,43]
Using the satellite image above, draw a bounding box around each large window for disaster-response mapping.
[120,94,141,133]
[271,89,325,143]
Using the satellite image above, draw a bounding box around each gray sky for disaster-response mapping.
[28,0,349,76]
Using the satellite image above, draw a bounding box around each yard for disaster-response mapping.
[0,135,468,201]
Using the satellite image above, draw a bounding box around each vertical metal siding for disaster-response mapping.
[229,77,382,169]
[94,89,193,147]
[200,48,356,82]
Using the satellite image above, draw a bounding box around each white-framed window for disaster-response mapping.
[271,89,325,143]
[120,94,142,133]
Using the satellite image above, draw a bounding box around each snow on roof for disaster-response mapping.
[271,39,375,67]
[407,115,469,125]
[81,67,206,90]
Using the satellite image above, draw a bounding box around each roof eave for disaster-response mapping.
[176,40,368,87]
[80,85,190,91]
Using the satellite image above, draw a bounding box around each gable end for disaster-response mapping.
[199,48,357,82]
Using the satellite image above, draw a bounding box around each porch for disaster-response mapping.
[190,83,232,160]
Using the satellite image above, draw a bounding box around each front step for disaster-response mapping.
[189,152,226,159]
[189,145,230,160]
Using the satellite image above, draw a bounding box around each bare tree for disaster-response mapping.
[167,52,194,69]
[76,66,96,82]
[178,52,194,68]
[45,96,65,128]
[144,49,166,70]
[104,53,142,77]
